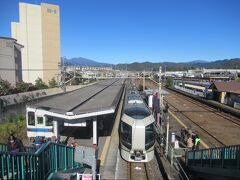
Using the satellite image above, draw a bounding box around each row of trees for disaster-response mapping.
[0,77,57,96]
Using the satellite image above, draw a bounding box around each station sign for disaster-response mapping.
[76,173,101,180]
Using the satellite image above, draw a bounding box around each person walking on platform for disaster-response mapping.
[187,134,193,150]
[194,135,201,150]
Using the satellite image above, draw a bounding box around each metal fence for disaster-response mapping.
[0,143,35,154]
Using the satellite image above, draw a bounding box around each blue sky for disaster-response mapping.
[0,0,240,64]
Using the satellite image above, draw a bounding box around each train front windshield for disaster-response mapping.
[145,123,155,150]
[125,107,151,119]
[120,121,132,149]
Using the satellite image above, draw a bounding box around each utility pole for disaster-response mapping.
[143,70,145,91]
[59,57,67,93]
[159,66,163,125]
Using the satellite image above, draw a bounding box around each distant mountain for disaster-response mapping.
[115,58,240,71]
[61,57,240,71]
[61,57,112,67]
[188,60,209,64]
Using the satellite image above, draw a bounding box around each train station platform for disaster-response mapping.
[27,78,125,146]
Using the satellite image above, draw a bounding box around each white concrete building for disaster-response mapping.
[11,2,60,84]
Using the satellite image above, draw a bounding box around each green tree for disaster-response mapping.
[16,81,30,92]
[0,79,12,95]
[35,78,48,89]
[70,78,80,85]
[48,77,57,88]
[165,77,174,88]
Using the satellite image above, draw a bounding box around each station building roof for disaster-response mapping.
[28,79,125,120]
[209,81,240,94]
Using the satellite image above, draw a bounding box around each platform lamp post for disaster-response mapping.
[165,115,169,156]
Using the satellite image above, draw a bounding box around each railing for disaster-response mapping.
[0,142,82,180]
[0,142,36,154]
[155,127,190,180]
[187,144,240,170]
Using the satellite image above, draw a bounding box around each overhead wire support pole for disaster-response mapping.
[59,56,67,93]
[143,70,145,91]
[158,66,162,128]
[63,65,66,93]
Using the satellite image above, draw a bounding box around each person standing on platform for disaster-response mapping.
[187,134,193,150]
[192,133,196,150]
[7,134,21,153]
[195,135,201,150]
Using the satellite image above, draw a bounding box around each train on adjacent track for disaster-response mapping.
[26,107,55,139]
[119,84,155,162]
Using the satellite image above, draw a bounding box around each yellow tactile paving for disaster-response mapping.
[100,136,111,165]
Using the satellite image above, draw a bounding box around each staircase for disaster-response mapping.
[0,142,82,179]
[187,144,240,179]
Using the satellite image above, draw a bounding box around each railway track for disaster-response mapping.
[127,162,149,180]
[164,89,240,147]
[167,88,240,127]
[140,79,240,147]
[165,99,226,147]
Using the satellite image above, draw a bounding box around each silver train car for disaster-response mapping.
[119,89,155,162]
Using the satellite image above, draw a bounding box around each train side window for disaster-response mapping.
[28,112,35,126]
[45,116,53,126]
[37,117,44,125]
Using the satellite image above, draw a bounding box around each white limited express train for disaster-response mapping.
[119,88,155,162]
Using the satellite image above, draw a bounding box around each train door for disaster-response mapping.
[27,107,37,138]
[35,109,46,137]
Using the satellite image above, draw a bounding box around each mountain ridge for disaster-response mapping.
[62,57,240,71]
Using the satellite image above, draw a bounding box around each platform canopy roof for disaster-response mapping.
[28,79,125,120]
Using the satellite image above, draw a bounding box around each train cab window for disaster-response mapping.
[125,107,151,119]
[28,112,35,126]
[37,117,44,125]
[45,116,53,126]
[145,123,155,150]
[120,122,132,149]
